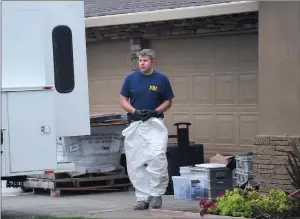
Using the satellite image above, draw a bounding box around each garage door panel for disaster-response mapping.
[110,78,124,103]
[163,113,175,139]
[215,45,239,67]
[239,114,258,145]
[87,56,130,69]
[156,55,195,70]
[214,36,239,67]
[155,38,195,51]
[171,76,193,105]
[216,114,236,145]
[89,79,110,106]
[87,41,131,66]
[152,32,258,157]
[168,106,258,115]
[238,35,258,65]
[193,75,214,105]
[86,33,258,157]
[238,35,258,70]
[159,68,200,76]
[89,76,124,105]
[88,67,132,77]
[87,40,131,115]
[194,114,214,144]
[238,73,258,104]
[215,74,237,105]
[194,44,216,67]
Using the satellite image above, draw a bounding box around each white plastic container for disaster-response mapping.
[180,166,191,172]
[195,163,226,168]
[172,176,205,200]
[179,166,193,177]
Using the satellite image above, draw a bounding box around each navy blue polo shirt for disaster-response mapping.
[120,69,175,111]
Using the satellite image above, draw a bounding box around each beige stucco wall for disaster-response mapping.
[258,1,300,136]
[254,1,300,192]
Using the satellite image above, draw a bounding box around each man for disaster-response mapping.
[120,49,174,210]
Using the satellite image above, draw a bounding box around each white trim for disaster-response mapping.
[85,1,258,28]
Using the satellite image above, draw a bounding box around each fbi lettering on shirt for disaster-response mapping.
[149,85,158,91]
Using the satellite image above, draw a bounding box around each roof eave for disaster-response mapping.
[85,1,259,28]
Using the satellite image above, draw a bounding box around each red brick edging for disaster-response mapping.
[149,209,246,219]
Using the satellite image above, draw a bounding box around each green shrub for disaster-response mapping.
[214,187,258,218]
[254,188,294,216]
[211,186,295,218]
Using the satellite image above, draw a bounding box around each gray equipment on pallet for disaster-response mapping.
[57,124,126,177]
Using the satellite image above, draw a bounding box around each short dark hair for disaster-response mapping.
[138,49,155,61]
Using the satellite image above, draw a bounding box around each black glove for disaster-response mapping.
[133,109,144,120]
[141,109,158,122]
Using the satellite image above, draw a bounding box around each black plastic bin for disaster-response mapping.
[165,142,204,194]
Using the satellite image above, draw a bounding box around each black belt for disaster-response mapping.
[127,113,164,123]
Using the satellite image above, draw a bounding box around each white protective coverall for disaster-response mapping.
[122,117,169,201]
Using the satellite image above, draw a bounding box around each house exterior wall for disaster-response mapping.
[254,1,300,192]
[86,12,258,72]
[85,12,260,159]
[85,7,300,191]
[85,12,258,71]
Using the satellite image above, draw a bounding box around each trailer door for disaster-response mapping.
[5,89,57,173]
[48,1,91,137]
[2,1,91,138]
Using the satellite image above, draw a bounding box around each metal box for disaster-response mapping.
[235,155,254,173]
[190,164,233,199]
[236,169,254,185]
[190,164,233,188]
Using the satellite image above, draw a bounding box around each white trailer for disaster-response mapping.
[1,1,91,188]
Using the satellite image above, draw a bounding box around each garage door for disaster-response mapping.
[151,33,258,159]
[86,40,132,115]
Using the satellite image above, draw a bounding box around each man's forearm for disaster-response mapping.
[156,100,172,114]
[120,97,135,114]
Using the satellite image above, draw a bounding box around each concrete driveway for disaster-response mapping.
[2,190,199,218]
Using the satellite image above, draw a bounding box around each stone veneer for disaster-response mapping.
[253,135,300,192]
[85,12,258,42]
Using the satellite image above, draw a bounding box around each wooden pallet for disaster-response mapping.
[23,168,132,197]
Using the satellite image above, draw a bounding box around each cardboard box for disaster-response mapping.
[209,153,233,165]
